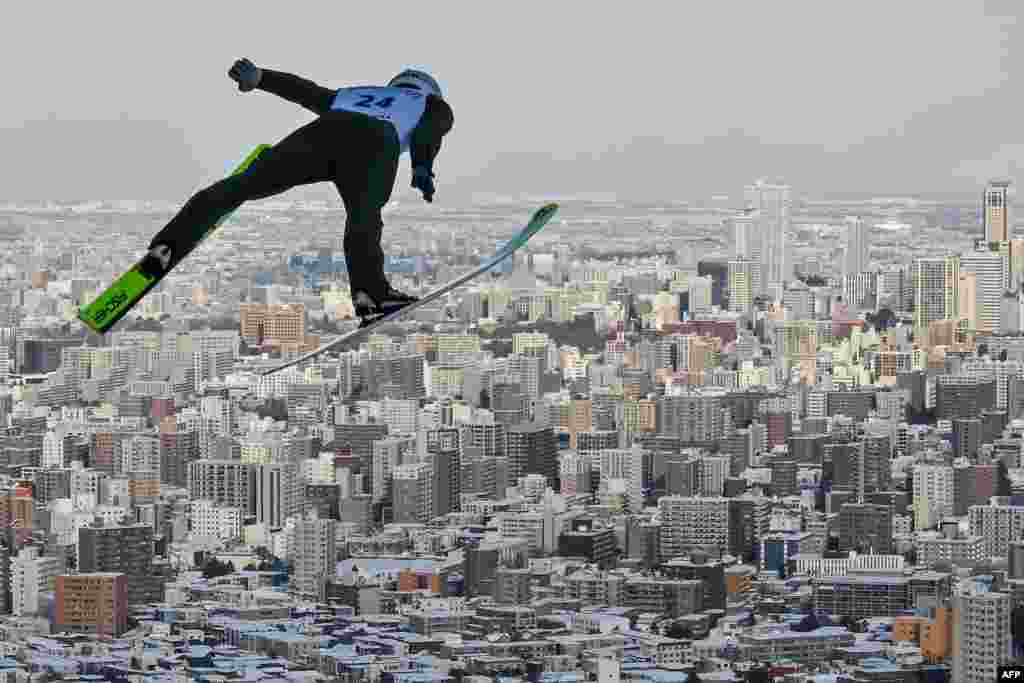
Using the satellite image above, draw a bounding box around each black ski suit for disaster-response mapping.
[147,68,454,301]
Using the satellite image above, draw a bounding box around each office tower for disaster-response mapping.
[1009,540,1024,579]
[877,265,909,311]
[935,376,996,421]
[959,271,978,332]
[912,257,959,331]
[658,392,729,446]
[842,271,877,311]
[505,423,558,486]
[464,542,501,598]
[733,211,757,261]
[54,573,129,637]
[392,463,432,523]
[688,276,713,315]
[658,496,730,559]
[77,523,160,606]
[466,415,505,450]
[843,216,870,277]
[837,503,893,554]
[913,464,955,529]
[728,258,755,314]
[371,435,416,507]
[492,382,527,427]
[745,179,792,289]
[770,459,798,497]
[984,179,1012,244]
[254,463,299,529]
[334,422,389,477]
[697,260,729,307]
[960,248,1008,334]
[289,513,337,599]
[362,353,426,399]
[781,282,811,320]
[700,454,730,497]
[558,518,618,569]
[159,420,200,489]
[968,501,1024,558]
[188,460,254,512]
[566,398,593,450]
[952,580,1011,683]
[598,447,644,513]
[426,427,461,517]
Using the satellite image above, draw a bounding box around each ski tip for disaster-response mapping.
[538,203,559,218]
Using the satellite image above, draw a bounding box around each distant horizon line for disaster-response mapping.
[0,190,1013,205]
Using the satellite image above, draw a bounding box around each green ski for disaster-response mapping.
[79,144,271,334]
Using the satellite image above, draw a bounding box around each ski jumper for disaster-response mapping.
[147,68,455,301]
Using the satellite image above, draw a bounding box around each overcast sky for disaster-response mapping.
[1,1,1020,201]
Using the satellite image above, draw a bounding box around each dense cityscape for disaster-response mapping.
[0,177,1022,683]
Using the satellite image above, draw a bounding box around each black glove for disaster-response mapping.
[229,58,263,92]
[412,166,436,203]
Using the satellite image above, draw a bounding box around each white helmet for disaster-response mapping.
[388,69,442,98]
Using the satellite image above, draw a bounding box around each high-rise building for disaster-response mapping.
[968,501,1024,558]
[912,257,960,331]
[54,573,129,637]
[697,260,729,307]
[289,513,336,599]
[392,463,432,523]
[745,179,792,290]
[959,248,1007,334]
[188,460,254,513]
[984,179,1012,244]
[253,462,299,529]
[239,303,305,346]
[426,427,461,517]
[10,546,59,617]
[688,276,713,316]
[913,464,955,529]
[728,258,756,314]
[837,503,893,554]
[77,523,160,606]
[733,212,757,262]
[952,580,1012,683]
[505,423,558,486]
[598,447,644,513]
[843,216,870,278]
[658,496,730,559]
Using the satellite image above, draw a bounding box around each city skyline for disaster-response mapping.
[2,3,1024,679]
[0,2,1021,201]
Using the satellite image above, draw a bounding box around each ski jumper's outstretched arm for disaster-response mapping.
[255,69,336,116]
[409,95,455,175]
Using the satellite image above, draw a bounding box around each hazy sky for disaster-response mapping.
[1,1,1020,201]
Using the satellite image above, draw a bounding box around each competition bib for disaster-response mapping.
[330,86,428,152]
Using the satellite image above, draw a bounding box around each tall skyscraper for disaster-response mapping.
[843,216,870,277]
[728,258,755,315]
[745,179,792,290]
[688,276,713,315]
[733,210,757,262]
[289,513,337,599]
[960,248,1008,334]
[984,179,1012,243]
[77,523,161,606]
[732,211,759,293]
[952,580,1011,683]
[912,257,959,331]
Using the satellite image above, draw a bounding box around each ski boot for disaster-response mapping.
[140,244,174,278]
[353,285,420,328]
